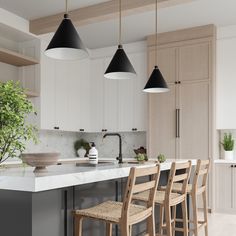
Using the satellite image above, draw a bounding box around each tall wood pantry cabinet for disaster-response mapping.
[147,25,216,161]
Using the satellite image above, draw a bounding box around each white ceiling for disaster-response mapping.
[1,0,236,48]
[0,0,110,20]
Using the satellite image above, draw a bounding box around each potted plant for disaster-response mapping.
[0,81,38,164]
[157,154,166,163]
[74,139,90,157]
[221,133,234,160]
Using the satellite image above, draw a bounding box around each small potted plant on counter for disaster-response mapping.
[0,81,38,164]
[221,133,234,160]
[157,154,166,163]
[74,139,90,158]
[135,153,148,164]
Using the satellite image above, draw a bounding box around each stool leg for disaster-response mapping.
[202,191,208,236]
[74,215,83,236]
[129,225,132,236]
[106,223,112,236]
[192,193,198,236]
[182,199,188,236]
[172,205,176,236]
[120,223,130,236]
[164,205,172,236]
[159,205,164,235]
[147,213,156,236]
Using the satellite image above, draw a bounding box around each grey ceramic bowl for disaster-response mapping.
[21,153,60,172]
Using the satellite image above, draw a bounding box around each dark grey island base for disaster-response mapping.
[0,171,188,236]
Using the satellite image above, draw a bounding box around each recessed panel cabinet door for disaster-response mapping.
[90,58,104,132]
[148,47,176,84]
[178,42,210,82]
[67,59,90,132]
[179,81,209,160]
[40,40,56,130]
[103,57,118,132]
[215,164,233,212]
[54,60,70,131]
[148,84,176,159]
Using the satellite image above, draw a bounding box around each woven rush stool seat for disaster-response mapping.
[133,190,181,205]
[74,165,161,236]
[161,183,193,193]
[74,200,147,223]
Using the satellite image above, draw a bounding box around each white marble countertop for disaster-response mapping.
[0,158,196,193]
[214,159,236,164]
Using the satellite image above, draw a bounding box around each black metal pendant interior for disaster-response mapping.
[45,14,88,60]
[104,45,136,79]
[143,66,169,93]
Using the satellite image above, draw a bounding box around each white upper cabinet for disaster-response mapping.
[118,52,147,132]
[40,41,147,133]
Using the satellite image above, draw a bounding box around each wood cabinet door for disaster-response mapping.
[215,164,233,212]
[178,42,210,82]
[148,47,177,84]
[178,81,209,160]
[148,84,177,159]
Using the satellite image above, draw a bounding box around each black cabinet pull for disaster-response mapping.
[234,165,236,168]
[54,126,59,130]
[231,165,234,168]
[79,129,85,132]
[102,129,108,132]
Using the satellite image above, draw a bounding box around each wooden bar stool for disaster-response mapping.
[170,159,210,236]
[133,161,192,236]
[73,165,161,236]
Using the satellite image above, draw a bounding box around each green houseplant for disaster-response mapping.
[221,133,234,160]
[0,81,38,164]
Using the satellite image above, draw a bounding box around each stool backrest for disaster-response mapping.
[193,159,210,192]
[165,161,192,202]
[121,165,160,221]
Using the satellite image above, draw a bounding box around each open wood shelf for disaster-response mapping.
[0,48,39,66]
[25,90,40,98]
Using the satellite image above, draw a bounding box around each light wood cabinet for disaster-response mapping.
[148,26,214,160]
[215,163,236,214]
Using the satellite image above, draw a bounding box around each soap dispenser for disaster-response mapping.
[88,142,98,164]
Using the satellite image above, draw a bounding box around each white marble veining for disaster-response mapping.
[23,130,146,160]
[0,159,196,193]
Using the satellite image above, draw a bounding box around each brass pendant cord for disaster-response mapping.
[119,0,122,45]
[65,0,68,15]
[155,0,158,66]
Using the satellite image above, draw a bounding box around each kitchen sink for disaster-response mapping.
[76,161,116,167]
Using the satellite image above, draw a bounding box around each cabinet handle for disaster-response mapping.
[132,128,138,131]
[175,109,180,138]
[79,129,85,132]
[231,165,234,168]
[54,126,59,130]
[102,129,108,132]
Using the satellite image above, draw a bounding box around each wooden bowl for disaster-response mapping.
[21,153,60,172]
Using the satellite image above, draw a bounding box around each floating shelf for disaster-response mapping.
[0,48,39,66]
[25,90,40,98]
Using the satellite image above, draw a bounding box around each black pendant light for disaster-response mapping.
[45,0,88,60]
[104,0,136,79]
[143,0,169,93]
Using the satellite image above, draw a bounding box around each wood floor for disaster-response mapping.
[198,212,236,236]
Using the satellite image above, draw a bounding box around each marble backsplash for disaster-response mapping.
[25,130,147,159]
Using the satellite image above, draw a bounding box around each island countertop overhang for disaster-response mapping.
[0,159,197,192]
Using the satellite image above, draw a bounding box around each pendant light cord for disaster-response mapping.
[119,0,122,46]
[155,0,158,66]
[66,0,68,14]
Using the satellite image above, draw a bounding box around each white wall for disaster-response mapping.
[216,25,236,129]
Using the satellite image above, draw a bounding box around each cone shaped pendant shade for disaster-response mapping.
[143,0,169,93]
[104,0,136,79]
[143,66,169,93]
[45,1,88,60]
[104,45,136,79]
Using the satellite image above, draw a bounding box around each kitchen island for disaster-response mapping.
[0,159,196,236]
